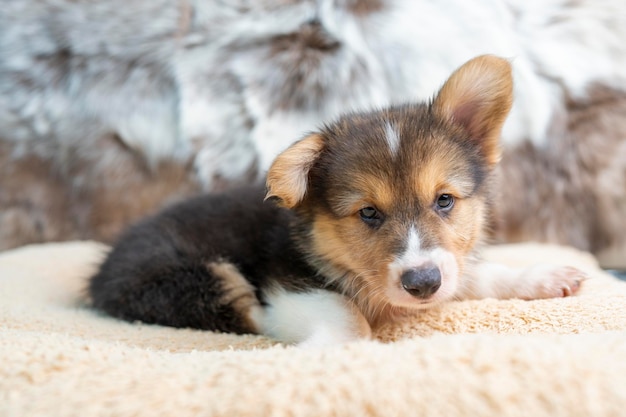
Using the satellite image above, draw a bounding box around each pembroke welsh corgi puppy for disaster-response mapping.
[89,55,586,347]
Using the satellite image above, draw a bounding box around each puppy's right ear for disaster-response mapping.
[265,133,325,208]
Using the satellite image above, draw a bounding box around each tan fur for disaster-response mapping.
[310,213,395,325]
[329,174,396,217]
[265,133,325,208]
[411,153,487,256]
[288,56,518,327]
[413,157,476,202]
[206,261,261,333]
[433,55,513,166]
[308,163,487,327]
[453,199,486,253]
[76,54,587,345]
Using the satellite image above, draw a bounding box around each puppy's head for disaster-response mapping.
[266,55,513,317]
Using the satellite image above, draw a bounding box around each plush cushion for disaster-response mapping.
[1,241,625,416]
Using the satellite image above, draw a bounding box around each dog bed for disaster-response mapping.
[1,241,625,416]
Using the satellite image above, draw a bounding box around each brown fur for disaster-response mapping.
[433,55,513,166]
[89,56,586,344]
[265,133,326,208]
[0,134,201,251]
[1,2,625,270]
[205,261,261,331]
[305,145,492,325]
[345,0,385,16]
[267,21,342,111]
[491,85,626,267]
[268,55,513,325]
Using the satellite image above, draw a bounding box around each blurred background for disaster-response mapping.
[0,0,625,270]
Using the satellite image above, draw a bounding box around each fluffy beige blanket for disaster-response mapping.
[1,241,625,416]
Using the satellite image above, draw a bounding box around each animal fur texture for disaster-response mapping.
[1,0,625,266]
[88,56,586,346]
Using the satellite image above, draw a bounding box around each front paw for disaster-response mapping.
[520,265,589,300]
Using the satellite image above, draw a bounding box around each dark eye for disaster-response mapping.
[359,207,382,226]
[435,194,454,211]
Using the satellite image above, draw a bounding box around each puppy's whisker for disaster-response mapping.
[345,271,381,304]
[360,284,389,323]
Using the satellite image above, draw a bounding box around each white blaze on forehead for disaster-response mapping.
[384,121,401,156]
[391,226,427,270]
[401,226,423,265]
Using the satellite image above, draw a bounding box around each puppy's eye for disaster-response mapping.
[435,194,454,211]
[359,207,382,226]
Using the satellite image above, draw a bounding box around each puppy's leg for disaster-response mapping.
[255,288,372,348]
[459,262,588,301]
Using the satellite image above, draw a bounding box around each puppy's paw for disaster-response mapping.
[519,264,589,300]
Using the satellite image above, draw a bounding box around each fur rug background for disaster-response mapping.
[1,0,625,266]
[1,241,625,416]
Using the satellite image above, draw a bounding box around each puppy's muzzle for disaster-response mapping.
[401,265,442,298]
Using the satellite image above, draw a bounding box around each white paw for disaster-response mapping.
[519,264,589,300]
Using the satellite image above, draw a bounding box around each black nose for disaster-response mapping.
[401,265,442,298]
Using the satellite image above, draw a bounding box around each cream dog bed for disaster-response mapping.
[1,241,625,416]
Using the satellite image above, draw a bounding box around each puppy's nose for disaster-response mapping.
[401,265,442,298]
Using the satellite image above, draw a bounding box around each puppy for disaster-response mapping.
[88,55,586,347]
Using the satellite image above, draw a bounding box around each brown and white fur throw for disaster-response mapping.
[1,0,625,267]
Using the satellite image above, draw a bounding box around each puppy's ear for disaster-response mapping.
[265,133,325,208]
[433,55,513,165]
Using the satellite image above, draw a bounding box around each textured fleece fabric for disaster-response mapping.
[1,241,625,417]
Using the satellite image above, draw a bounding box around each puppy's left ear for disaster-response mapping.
[266,133,325,208]
[433,55,513,166]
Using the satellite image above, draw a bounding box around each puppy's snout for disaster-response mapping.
[401,265,442,298]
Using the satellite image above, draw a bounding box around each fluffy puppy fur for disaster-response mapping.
[89,56,586,346]
[1,0,626,268]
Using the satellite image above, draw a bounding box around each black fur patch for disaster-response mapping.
[88,186,321,334]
